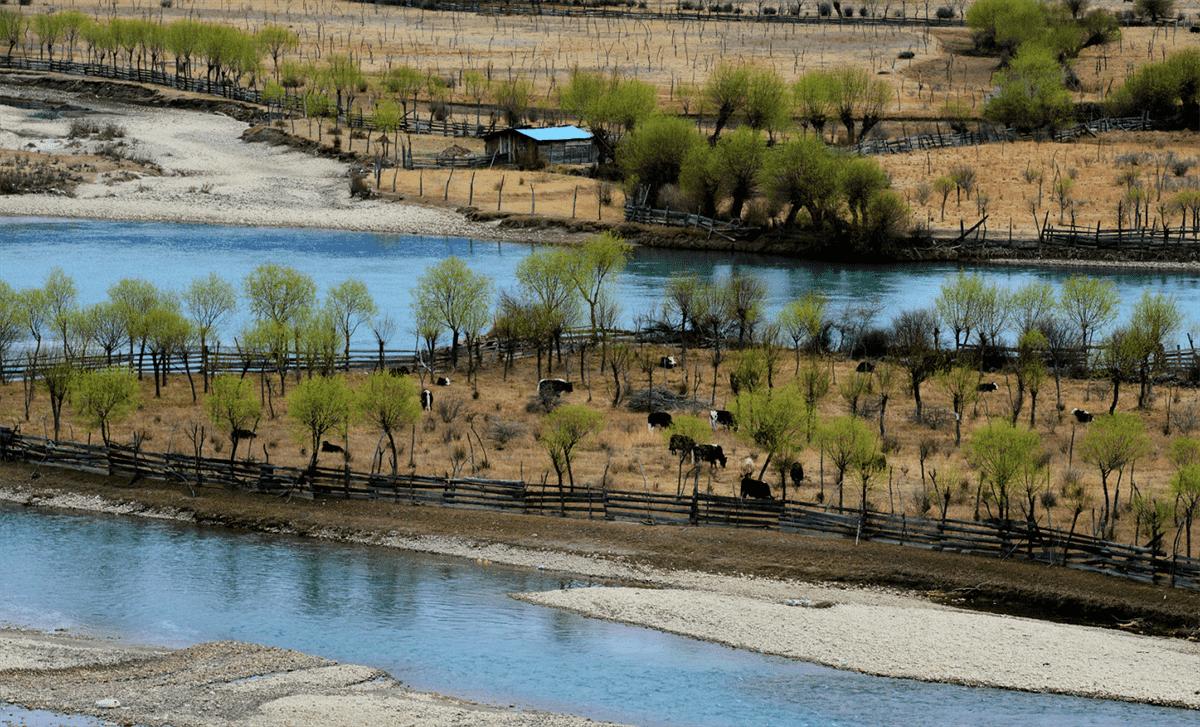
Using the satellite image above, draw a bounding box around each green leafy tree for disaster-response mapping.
[759,136,841,227]
[256,24,298,80]
[714,128,767,220]
[967,421,1042,521]
[72,367,138,445]
[327,279,377,368]
[829,67,890,144]
[617,114,703,206]
[1059,275,1118,351]
[665,414,710,496]
[678,143,722,217]
[183,273,236,392]
[492,78,533,127]
[356,371,421,475]
[566,232,632,339]
[1079,412,1150,537]
[539,404,603,491]
[412,257,491,368]
[734,384,809,500]
[778,292,829,372]
[206,374,261,463]
[743,67,791,142]
[817,415,880,509]
[287,375,354,471]
[984,45,1074,132]
[703,62,751,144]
[1128,291,1181,409]
[560,71,657,163]
[793,70,835,136]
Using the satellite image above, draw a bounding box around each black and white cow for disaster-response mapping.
[740,476,773,499]
[436,376,452,386]
[1072,408,1094,423]
[977,381,999,393]
[659,356,678,369]
[421,389,433,411]
[693,444,727,468]
[647,411,673,430]
[710,409,736,431]
[538,378,574,396]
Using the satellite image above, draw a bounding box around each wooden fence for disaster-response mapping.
[623,204,759,241]
[854,115,1152,156]
[1040,222,1200,250]
[2,431,1197,591]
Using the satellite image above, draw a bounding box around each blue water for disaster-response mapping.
[0,505,1195,726]
[3,217,1200,346]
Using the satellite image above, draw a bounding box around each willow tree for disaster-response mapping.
[412,257,491,369]
[1079,412,1150,537]
[703,62,750,144]
[566,232,632,340]
[327,279,376,369]
[184,273,236,393]
[356,372,421,475]
[734,384,808,499]
[256,24,298,80]
[72,367,138,445]
[967,421,1042,522]
[559,70,657,163]
[288,375,354,472]
[539,404,603,491]
[206,374,261,464]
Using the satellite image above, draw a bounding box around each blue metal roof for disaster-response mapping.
[515,126,593,142]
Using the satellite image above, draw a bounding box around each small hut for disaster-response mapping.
[483,126,597,166]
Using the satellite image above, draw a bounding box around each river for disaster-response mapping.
[2,218,1199,346]
[0,505,1195,726]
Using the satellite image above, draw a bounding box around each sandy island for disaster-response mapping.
[3,480,1200,715]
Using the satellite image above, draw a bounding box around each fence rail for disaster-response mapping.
[623,204,759,241]
[2,430,1196,591]
[1040,223,1200,249]
[854,115,1153,156]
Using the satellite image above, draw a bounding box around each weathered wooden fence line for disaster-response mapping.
[854,115,1152,156]
[1040,223,1200,250]
[623,204,759,240]
[2,431,1197,591]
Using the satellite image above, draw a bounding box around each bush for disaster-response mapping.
[1109,49,1200,124]
[984,44,1074,131]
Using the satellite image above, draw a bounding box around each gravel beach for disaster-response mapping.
[0,82,503,238]
[0,630,619,727]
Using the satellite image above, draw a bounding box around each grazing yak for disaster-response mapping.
[740,476,773,499]
[693,444,727,468]
[977,381,999,393]
[659,355,677,369]
[420,389,433,411]
[232,428,257,441]
[1072,408,1094,423]
[320,440,345,454]
[435,376,452,386]
[710,409,736,431]
[855,360,876,373]
[668,434,695,458]
[790,461,805,488]
[647,411,673,430]
[538,378,574,396]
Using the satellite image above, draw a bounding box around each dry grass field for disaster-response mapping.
[25,0,1200,120]
[4,344,1197,547]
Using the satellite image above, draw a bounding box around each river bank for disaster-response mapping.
[2,463,1199,715]
[0,629,616,727]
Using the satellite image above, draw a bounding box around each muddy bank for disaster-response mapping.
[0,630,615,727]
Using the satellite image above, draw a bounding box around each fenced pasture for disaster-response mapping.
[3,430,1196,591]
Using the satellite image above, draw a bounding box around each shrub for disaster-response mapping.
[984,44,1074,131]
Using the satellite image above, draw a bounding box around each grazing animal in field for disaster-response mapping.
[232,428,257,441]
[710,409,736,431]
[1072,408,1094,423]
[659,355,677,369]
[320,440,345,454]
[388,366,411,377]
[647,411,673,430]
[977,381,999,393]
[729,372,742,396]
[668,434,695,458]
[855,360,876,373]
[693,444,727,468]
[421,389,433,411]
[435,376,452,386]
[740,476,773,499]
[790,461,805,488]
[538,378,574,396]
